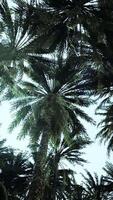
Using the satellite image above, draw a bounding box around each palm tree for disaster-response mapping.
[0,138,33,199]
[72,184,87,200]
[0,0,54,92]
[42,135,91,200]
[0,0,31,90]
[89,3,113,153]
[96,102,113,154]
[7,0,113,61]
[44,167,75,200]
[103,162,113,199]
[32,0,99,56]
[3,54,94,200]
[0,147,33,200]
[82,171,107,200]
[10,0,104,65]
[83,4,113,154]
[0,0,47,62]
[0,139,8,200]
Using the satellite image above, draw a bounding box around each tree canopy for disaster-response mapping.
[0,0,113,199]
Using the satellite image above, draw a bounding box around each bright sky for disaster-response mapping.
[1,0,113,184]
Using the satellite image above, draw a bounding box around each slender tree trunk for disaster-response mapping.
[27,131,49,200]
[43,151,59,200]
[51,153,59,200]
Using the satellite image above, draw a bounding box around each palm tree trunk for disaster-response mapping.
[27,131,49,200]
[51,153,59,200]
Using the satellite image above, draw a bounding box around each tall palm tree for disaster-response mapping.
[3,54,94,200]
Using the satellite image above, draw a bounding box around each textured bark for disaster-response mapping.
[42,152,59,200]
[27,132,49,200]
[51,154,59,200]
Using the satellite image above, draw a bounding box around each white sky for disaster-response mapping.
[1,0,113,184]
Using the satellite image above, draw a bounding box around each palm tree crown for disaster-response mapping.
[4,54,94,144]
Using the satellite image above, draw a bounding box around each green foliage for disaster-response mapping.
[0,139,33,200]
[1,0,113,199]
[42,134,91,200]
[96,102,113,154]
[82,171,107,200]
[2,54,94,146]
